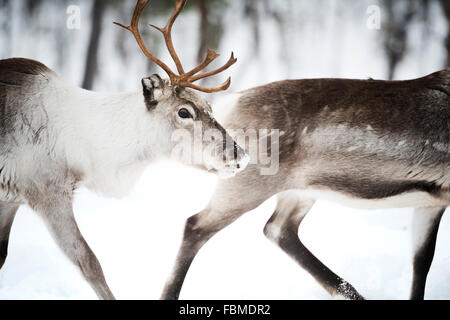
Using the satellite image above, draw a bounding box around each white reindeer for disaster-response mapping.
[0,0,248,299]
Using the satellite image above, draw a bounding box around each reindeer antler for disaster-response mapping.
[114,0,237,93]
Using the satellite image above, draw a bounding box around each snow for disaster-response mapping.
[1,0,450,300]
[1,161,450,300]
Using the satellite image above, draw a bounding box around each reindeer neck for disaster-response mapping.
[54,80,171,196]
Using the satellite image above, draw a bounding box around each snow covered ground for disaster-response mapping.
[1,0,450,300]
[1,161,450,300]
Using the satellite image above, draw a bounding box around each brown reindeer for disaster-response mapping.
[161,72,450,300]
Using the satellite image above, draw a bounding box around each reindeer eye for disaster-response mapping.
[178,108,192,119]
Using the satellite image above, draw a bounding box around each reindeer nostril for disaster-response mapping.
[237,164,240,169]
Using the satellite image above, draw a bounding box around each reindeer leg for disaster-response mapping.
[28,190,115,300]
[263,191,364,300]
[410,206,445,300]
[0,203,19,270]
[161,205,258,300]
[161,172,275,300]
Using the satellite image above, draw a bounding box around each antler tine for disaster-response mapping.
[184,77,232,93]
[183,47,220,78]
[150,0,187,75]
[189,52,237,83]
[114,0,176,80]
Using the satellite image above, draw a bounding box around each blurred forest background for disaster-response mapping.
[1,0,450,96]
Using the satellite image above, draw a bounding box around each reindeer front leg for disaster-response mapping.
[263,191,364,300]
[410,206,445,300]
[161,170,274,300]
[27,187,115,300]
[161,206,251,300]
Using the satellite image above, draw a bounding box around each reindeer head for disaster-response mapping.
[115,0,248,178]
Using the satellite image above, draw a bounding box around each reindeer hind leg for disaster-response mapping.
[0,203,19,270]
[410,206,445,300]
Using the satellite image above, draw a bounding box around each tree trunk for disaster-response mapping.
[196,0,209,63]
[1,0,11,57]
[244,0,260,53]
[440,0,450,67]
[381,0,417,80]
[82,0,106,90]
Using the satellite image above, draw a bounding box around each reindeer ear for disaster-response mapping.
[141,74,164,110]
